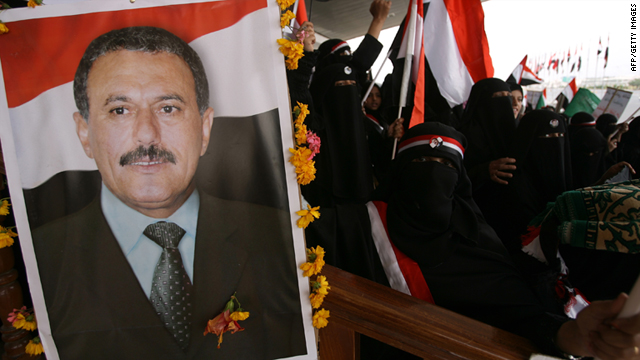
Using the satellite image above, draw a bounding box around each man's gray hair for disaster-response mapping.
[73,26,210,120]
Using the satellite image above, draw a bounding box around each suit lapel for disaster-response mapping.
[84,199,188,352]
[189,194,248,353]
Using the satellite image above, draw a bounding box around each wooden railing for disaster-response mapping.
[319,265,539,360]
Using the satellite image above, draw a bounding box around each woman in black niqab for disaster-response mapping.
[494,110,572,252]
[456,78,517,232]
[383,122,570,356]
[570,127,607,189]
[621,116,640,179]
[306,62,374,206]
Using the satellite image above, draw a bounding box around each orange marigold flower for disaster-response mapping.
[312,309,330,329]
[27,0,42,8]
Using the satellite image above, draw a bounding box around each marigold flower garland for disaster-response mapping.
[8,307,43,355]
[300,246,330,328]
[276,0,329,331]
[276,0,305,69]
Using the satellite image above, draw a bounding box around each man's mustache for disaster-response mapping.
[119,145,176,166]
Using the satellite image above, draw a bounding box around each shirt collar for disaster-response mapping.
[101,183,200,256]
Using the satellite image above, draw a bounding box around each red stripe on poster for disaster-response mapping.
[0,0,265,108]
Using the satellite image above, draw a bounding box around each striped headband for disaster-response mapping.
[397,135,465,159]
[571,121,596,126]
[330,41,349,54]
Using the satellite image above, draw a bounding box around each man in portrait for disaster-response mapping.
[31,26,306,360]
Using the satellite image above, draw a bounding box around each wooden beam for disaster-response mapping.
[320,264,539,360]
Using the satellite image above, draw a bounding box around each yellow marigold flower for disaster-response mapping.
[285,57,299,70]
[295,161,316,185]
[27,0,42,8]
[295,124,308,145]
[309,292,325,309]
[296,204,320,229]
[0,226,17,249]
[0,200,10,216]
[296,102,309,123]
[12,313,25,330]
[229,311,250,321]
[276,0,295,10]
[312,309,330,329]
[23,314,37,331]
[313,275,331,296]
[25,337,43,356]
[0,22,8,35]
[280,10,295,28]
[300,245,325,276]
[288,147,313,168]
[277,38,301,58]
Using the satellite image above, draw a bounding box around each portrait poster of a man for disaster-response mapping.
[0,1,316,359]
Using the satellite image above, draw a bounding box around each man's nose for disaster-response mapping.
[133,108,161,145]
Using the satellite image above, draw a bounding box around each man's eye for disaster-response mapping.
[110,107,127,115]
[162,105,177,113]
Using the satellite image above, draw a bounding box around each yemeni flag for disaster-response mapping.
[598,37,603,55]
[604,46,609,68]
[557,78,578,109]
[506,55,543,85]
[395,0,426,128]
[387,0,493,125]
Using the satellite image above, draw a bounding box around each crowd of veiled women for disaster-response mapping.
[285,3,640,359]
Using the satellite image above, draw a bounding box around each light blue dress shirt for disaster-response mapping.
[101,183,199,298]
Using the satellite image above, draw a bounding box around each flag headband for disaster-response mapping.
[331,41,349,54]
[571,121,596,126]
[398,135,465,158]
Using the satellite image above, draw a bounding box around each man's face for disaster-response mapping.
[73,50,214,218]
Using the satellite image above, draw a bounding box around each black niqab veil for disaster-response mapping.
[571,127,607,189]
[596,113,618,138]
[307,63,373,205]
[387,122,480,268]
[621,116,640,179]
[457,78,516,172]
[568,112,595,143]
[494,110,572,251]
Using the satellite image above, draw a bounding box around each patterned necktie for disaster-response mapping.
[144,222,193,350]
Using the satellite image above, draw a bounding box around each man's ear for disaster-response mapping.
[200,107,214,156]
[73,112,94,159]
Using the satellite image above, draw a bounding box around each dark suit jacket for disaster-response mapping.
[32,192,307,360]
